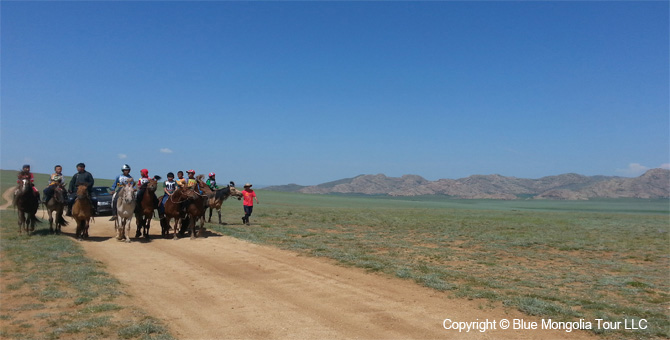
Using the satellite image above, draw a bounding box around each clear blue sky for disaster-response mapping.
[2,1,668,186]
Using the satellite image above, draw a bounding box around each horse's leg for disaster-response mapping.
[84,219,89,238]
[18,211,24,235]
[207,207,212,223]
[26,214,33,235]
[115,218,121,240]
[189,215,196,239]
[76,220,82,240]
[172,218,179,240]
[144,216,151,239]
[124,218,132,243]
[135,216,143,238]
[48,210,55,234]
[217,208,223,224]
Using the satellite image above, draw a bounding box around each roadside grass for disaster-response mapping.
[214,191,670,339]
[0,210,174,340]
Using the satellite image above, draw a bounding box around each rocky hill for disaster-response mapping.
[265,169,670,200]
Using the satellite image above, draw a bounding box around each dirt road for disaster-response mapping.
[4,188,595,339]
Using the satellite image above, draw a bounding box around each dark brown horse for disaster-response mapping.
[161,187,201,239]
[199,180,242,224]
[71,184,93,240]
[135,176,160,239]
[46,184,68,234]
[14,179,40,235]
[182,184,207,239]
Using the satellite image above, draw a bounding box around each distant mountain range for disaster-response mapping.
[265,168,670,200]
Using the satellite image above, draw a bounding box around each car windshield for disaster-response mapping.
[93,187,112,196]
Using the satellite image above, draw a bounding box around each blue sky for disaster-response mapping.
[2,1,668,186]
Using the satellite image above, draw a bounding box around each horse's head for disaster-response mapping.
[16,179,30,195]
[229,185,243,200]
[194,175,212,194]
[76,184,89,199]
[53,185,66,204]
[147,175,161,193]
[119,183,136,204]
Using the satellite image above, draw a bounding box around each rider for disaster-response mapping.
[109,164,135,221]
[43,165,65,204]
[158,172,177,219]
[176,170,186,188]
[14,164,40,206]
[206,172,218,190]
[67,163,95,216]
[136,169,159,208]
[185,170,200,193]
[17,164,39,195]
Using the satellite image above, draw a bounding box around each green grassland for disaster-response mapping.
[2,170,669,339]
[0,209,174,340]
[212,190,670,339]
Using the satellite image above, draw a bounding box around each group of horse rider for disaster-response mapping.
[17,163,96,216]
[107,164,242,222]
[16,162,260,225]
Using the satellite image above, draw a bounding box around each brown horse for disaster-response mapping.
[199,180,242,224]
[14,179,40,235]
[135,176,160,239]
[46,184,68,234]
[161,187,201,239]
[71,184,94,240]
[182,184,207,239]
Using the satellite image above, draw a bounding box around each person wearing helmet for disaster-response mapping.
[109,164,135,221]
[136,168,153,204]
[14,164,39,207]
[206,172,218,190]
[185,170,197,189]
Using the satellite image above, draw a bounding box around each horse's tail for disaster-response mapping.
[58,215,69,226]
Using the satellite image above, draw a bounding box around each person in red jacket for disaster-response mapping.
[241,183,259,225]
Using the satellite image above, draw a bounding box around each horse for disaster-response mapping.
[161,187,200,240]
[46,184,68,234]
[115,183,136,243]
[71,184,94,240]
[199,180,243,224]
[135,175,161,239]
[182,184,207,239]
[14,179,40,235]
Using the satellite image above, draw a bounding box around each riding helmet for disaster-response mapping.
[122,164,131,171]
[209,172,215,177]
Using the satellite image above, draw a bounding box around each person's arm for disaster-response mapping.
[69,174,77,193]
[111,176,119,191]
